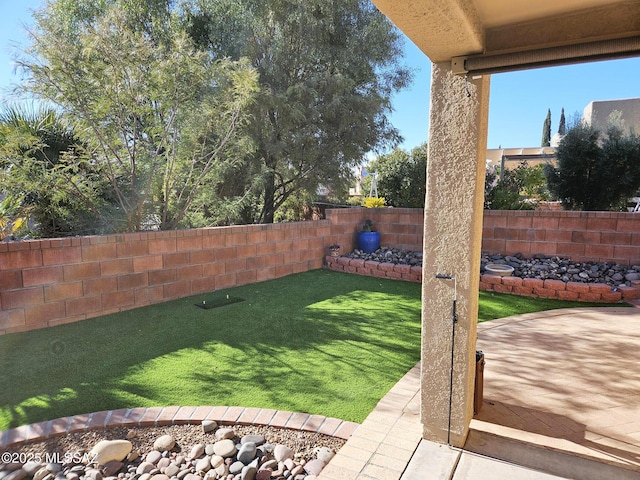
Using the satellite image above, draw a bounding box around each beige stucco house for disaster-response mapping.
[368,0,640,448]
[583,96,640,134]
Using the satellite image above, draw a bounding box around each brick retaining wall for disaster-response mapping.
[324,256,640,303]
[324,255,422,283]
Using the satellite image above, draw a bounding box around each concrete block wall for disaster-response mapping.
[0,222,332,336]
[325,207,425,253]
[482,210,640,264]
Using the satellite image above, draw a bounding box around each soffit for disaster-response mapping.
[371,0,640,64]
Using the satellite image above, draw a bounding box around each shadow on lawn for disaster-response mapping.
[0,270,422,429]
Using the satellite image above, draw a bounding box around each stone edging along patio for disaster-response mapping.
[0,406,359,449]
[324,256,640,303]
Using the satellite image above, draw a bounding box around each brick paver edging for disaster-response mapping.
[0,406,360,449]
[324,256,640,303]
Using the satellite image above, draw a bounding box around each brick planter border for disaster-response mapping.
[0,406,360,450]
[324,256,640,303]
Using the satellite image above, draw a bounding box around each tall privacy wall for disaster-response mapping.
[0,222,332,336]
[482,210,640,264]
[1,208,639,335]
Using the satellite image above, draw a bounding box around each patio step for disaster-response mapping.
[464,429,640,480]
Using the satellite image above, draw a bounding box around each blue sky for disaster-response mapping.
[2,0,639,151]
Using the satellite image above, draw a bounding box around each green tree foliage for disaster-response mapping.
[541,108,551,147]
[544,122,640,210]
[14,1,258,233]
[0,195,31,240]
[182,0,412,223]
[558,108,566,136]
[485,161,549,210]
[0,106,113,237]
[366,143,427,207]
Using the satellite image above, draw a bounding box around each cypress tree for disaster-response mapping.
[541,108,551,147]
[558,108,566,136]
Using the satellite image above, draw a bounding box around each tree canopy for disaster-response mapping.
[6,0,410,234]
[558,108,566,136]
[181,0,412,223]
[365,143,427,208]
[11,0,259,234]
[544,121,640,210]
[484,161,549,210]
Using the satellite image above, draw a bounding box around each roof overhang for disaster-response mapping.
[371,0,640,75]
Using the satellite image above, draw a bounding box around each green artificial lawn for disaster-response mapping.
[0,270,617,430]
[477,290,610,322]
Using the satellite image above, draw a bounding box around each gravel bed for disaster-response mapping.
[345,247,640,289]
[0,424,345,480]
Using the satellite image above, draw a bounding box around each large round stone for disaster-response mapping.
[229,462,244,475]
[145,451,162,465]
[303,459,326,476]
[240,465,256,480]
[153,435,175,452]
[212,440,236,458]
[214,428,235,440]
[201,420,217,433]
[188,444,205,460]
[314,446,335,463]
[273,445,293,463]
[209,456,224,469]
[90,440,133,466]
[237,442,257,465]
[136,463,154,475]
[240,435,265,446]
[255,469,272,480]
[101,461,123,477]
[164,465,180,477]
[195,456,211,474]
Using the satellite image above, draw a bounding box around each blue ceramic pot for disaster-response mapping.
[357,231,380,253]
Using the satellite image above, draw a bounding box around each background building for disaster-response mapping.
[583,97,640,134]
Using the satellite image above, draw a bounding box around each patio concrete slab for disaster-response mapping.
[465,429,640,480]
[452,450,570,480]
[399,440,461,480]
[473,307,640,476]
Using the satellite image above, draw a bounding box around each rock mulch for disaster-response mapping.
[0,423,343,480]
[346,247,423,266]
[482,253,640,288]
[344,247,640,289]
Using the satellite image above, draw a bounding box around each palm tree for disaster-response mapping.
[0,104,110,237]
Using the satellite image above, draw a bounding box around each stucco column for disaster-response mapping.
[421,62,490,447]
